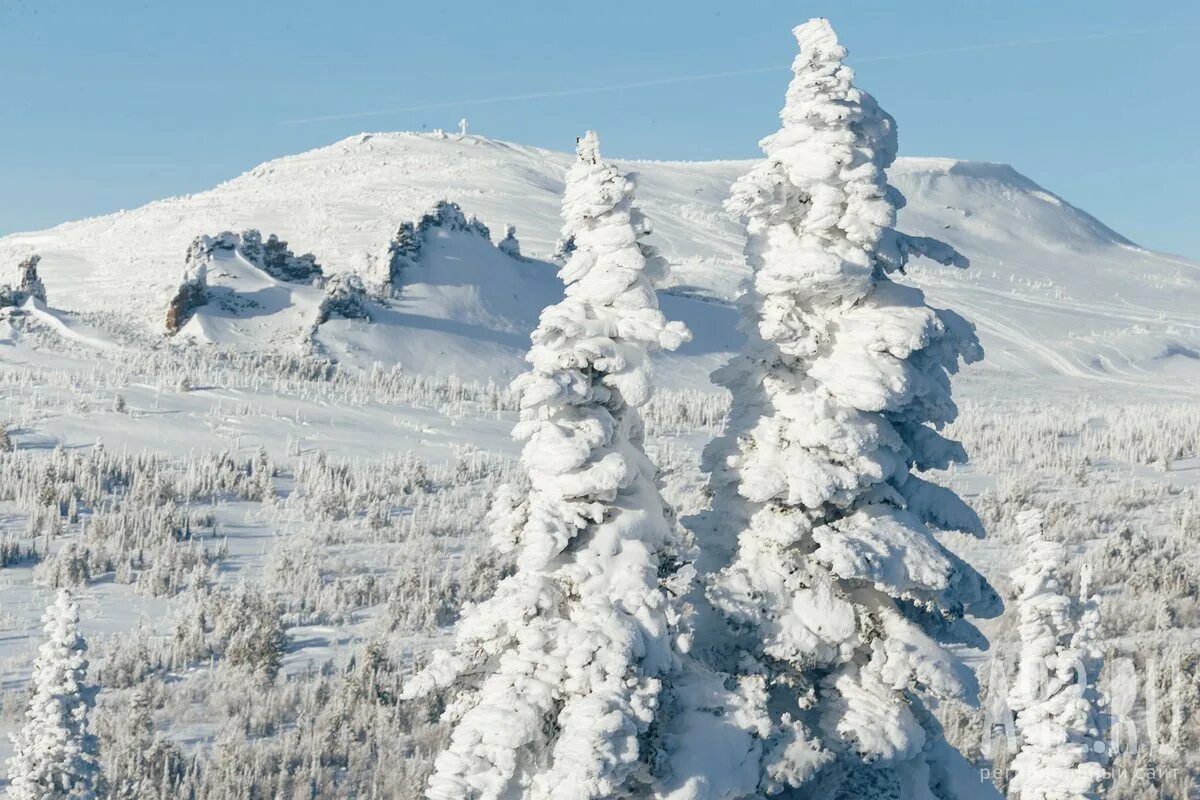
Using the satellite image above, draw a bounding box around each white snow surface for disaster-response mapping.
[1,131,1197,395]
[0,131,1197,798]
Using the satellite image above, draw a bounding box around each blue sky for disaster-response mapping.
[2,0,1197,257]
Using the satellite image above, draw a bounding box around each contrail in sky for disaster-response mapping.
[281,66,781,124]
[281,26,1190,125]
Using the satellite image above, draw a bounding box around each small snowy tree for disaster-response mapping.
[1007,510,1106,800]
[497,224,522,259]
[7,590,101,800]
[696,18,999,795]
[402,131,693,800]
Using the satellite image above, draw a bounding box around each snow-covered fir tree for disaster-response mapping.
[7,590,101,800]
[1007,509,1106,800]
[402,131,694,800]
[695,18,1000,796]
[498,224,522,259]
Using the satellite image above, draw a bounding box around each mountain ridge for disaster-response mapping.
[1,131,1197,396]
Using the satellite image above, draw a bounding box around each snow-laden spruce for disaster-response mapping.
[402,131,694,800]
[696,18,1000,795]
[7,590,100,800]
[1007,510,1105,800]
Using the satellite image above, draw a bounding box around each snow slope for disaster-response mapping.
[175,244,326,350]
[1,132,1197,395]
[1,298,120,352]
[312,205,739,387]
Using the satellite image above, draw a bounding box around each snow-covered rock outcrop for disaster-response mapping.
[17,255,47,304]
[1,254,48,309]
[235,229,324,284]
[376,200,496,294]
[165,229,333,341]
[165,237,212,335]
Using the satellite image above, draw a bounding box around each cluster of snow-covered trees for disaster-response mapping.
[0,438,527,797]
[0,443,276,597]
[403,18,1003,799]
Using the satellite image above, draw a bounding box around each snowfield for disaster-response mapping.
[0,127,1197,798]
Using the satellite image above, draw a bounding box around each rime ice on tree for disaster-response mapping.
[7,590,101,800]
[497,224,522,259]
[1007,510,1106,800]
[696,18,1000,796]
[403,131,694,800]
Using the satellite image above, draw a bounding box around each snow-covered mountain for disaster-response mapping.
[2,131,1197,395]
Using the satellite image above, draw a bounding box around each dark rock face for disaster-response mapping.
[164,280,207,336]
[164,238,211,335]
